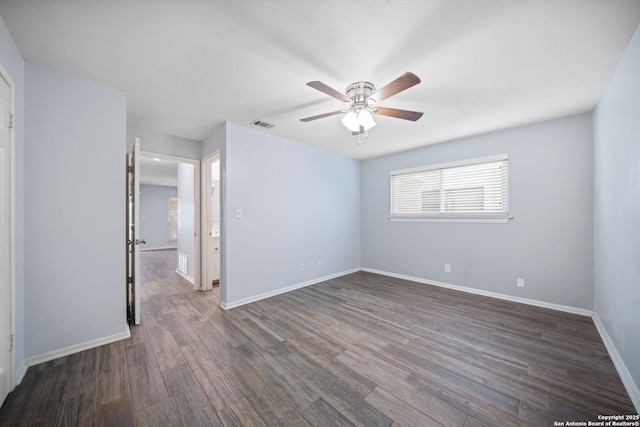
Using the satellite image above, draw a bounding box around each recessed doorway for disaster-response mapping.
[128,148,201,325]
[201,151,222,294]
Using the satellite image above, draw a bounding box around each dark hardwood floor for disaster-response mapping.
[0,249,636,426]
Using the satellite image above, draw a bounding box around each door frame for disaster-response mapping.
[0,62,16,395]
[139,150,202,290]
[200,150,222,292]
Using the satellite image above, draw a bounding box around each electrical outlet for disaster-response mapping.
[300,264,305,272]
[517,278,525,288]
[444,264,451,273]
[317,260,322,269]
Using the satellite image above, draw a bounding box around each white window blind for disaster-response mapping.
[390,154,509,220]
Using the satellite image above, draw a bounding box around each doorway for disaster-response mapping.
[201,152,221,293]
[139,151,200,286]
[138,157,178,252]
[128,147,201,325]
[0,64,15,405]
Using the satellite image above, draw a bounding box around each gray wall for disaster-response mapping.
[223,122,361,306]
[201,122,225,159]
[177,163,196,280]
[24,62,127,357]
[362,114,594,309]
[0,13,25,377]
[127,126,201,159]
[593,21,640,407]
[139,184,177,250]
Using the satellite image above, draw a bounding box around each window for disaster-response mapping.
[390,154,509,222]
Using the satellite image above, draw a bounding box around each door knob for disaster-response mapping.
[135,239,146,245]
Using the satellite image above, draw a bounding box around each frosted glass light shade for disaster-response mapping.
[341,109,376,132]
[358,109,376,131]
[341,111,360,131]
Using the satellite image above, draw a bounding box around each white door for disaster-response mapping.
[0,67,13,406]
[126,138,142,325]
[133,138,141,324]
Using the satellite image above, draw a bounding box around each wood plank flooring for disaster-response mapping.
[0,249,636,426]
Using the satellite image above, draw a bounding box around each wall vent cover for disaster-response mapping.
[250,120,275,129]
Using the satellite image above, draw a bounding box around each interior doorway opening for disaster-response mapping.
[201,151,222,294]
[138,152,200,286]
[128,147,201,325]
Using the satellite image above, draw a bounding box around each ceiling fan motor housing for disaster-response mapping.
[345,81,376,104]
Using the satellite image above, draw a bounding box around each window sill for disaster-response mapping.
[389,217,512,224]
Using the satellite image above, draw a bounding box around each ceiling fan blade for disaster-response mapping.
[300,110,343,122]
[373,72,421,102]
[376,107,424,121]
[306,81,350,103]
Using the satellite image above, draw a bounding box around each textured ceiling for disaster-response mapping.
[139,157,177,187]
[2,0,639,159]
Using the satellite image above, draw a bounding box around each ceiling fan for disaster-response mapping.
[300,71,424,136]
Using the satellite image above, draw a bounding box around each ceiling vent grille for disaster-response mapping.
[250,120,275,129]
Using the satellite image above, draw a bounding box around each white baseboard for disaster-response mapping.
[220,268,360,310]
[24,327,131,368]
[14,362,28,385]
[175,269,194,285]
[592,313,640,413]
[361,268,593,317]
[141,245,177,252]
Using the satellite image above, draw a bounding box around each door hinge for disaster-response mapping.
[9,334,14,352]
[9,113,15,129]
[127,165,133,173]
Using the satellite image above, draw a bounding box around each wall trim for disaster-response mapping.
[14,363,27,386]
[0,62,17,395]
[24,327,131,368]
[220,268,360,310]
[361,268,593,317]
[175,269,195,285]
[592,313,640,413]
[141,246,177,252]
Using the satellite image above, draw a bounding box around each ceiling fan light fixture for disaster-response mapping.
[358,109,376,131]
[341,109,376,132]
[341,111,360,132]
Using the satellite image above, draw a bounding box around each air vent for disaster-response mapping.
[250,120,275,129]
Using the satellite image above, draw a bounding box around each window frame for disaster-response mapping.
[389,153,511,223]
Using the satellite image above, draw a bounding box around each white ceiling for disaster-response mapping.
[139,157,177,187]
[2,1,639,159]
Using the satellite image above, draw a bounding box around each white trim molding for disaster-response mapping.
[24,328,131,368]
[390,217,512,224]
[14,363,27,386]
[361,268,593,317]
[0,62,17,395]
[140,246,177,252]
[592,313,640,413]
[175,269,195,285]
[220,268,360,310]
